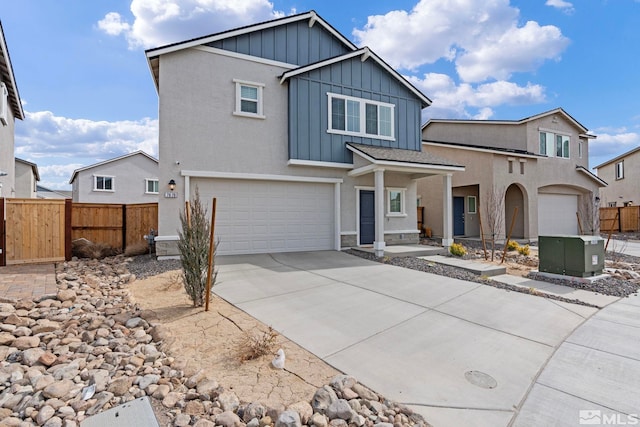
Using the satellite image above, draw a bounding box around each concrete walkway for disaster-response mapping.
[0,263,57,301]
[213,251,602,427]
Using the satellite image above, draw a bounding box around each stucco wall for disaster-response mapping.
[73,154,159,204]
[14,161,36,198]
[596,151,640,207]
[0,104,16,198]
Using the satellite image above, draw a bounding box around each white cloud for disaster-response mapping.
[15,110,159,188]
[407,73,546,120]
[98,0,285,49]
[353,0,569,83]
[590,130,640,168]
[545,0,575,14]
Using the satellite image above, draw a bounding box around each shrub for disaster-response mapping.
[177,189,217,307]
[506,240,520,251]
[449,242,466,257]
[517,244,531,256]
[124,241,151,257]
[237,326,278,362]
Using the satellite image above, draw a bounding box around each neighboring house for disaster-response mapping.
[0,21,25,198]
[36,185,72,199]
[69,151,159,204]
[417,108,607,240]
[593,146,640,207]
[145,11,463,257]
[14,157,39,198]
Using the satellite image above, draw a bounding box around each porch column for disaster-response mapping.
[374,168,386,257]
[442,173,453,247]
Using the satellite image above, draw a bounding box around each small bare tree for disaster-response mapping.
[177,188,217,307]
[578,193,600,235]
[483,185,505,261]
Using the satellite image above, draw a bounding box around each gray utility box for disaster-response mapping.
[538,235,605,277]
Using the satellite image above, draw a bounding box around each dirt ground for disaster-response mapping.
[128,270,340,408]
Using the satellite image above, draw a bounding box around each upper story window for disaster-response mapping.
[233,79,265,119]
[539,131,569,158]
[94,175,114,192]
[145,179,159,194]
[616,161,624,180]
[328,93,394,140]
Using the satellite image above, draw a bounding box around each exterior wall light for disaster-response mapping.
[168,179,176,191]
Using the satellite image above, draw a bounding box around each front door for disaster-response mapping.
[453,196,465,236]
[359,190,375,245]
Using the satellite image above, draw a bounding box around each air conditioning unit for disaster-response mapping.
[0,82,8,126]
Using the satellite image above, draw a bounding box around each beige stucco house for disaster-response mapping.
[594,146,639,208]
[0,21,25,198]
[417,108,607,241]
[14,158,39,198]
[69,151,159,204]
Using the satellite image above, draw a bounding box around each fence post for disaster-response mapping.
[65,199,72,261]
[121,204,127,251]
[0,198,5,267]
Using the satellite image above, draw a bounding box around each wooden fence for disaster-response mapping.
[600,206,640,233]
[1,199,157,266]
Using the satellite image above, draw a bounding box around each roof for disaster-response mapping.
[346,142,463,168]
[145,10,357,90]
[0,21,24,120]
[424,107,592,136]
[69,151,158,184]
[423,139,543,159]
[15,158,40,181]
[37,185,72,199]
[593,145,640,170]
[280,47,431,107]
[576,166,607,187]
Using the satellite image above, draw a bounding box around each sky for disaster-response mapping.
[2,0,639,190]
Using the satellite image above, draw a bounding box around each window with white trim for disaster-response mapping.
[233,79,265,118]
[467,196,477,214]
[616,161,624,180]
[94,175,114,191]
[328,93,394,140]
[145,179,159,194]
[386,188,406,216]
[539,131,569,158]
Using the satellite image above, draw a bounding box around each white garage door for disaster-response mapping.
[538,193,578,236]
[203,180,335,255]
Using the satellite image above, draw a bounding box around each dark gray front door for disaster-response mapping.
[360,190,375,245]
[453,196,465,236]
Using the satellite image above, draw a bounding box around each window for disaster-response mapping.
[539,131,569,158]
[328,93,395,140]
[608,202,617,207]
[616,161,624,180]
[508,160,513,174]
[386,188,406,216]
[145,179,159,194]
[94,175,114,191]
[467,196,477,214]
[578,141,583,159]
[520,161,525,175]
[233,79,265,118]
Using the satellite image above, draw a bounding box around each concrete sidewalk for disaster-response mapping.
[213,251,599,427]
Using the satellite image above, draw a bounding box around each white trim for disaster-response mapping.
[349,164,380,177]
[70,150,158,184]
[194,45,297,70]
[467,195,477,214]
[287,159,354,169]
[181,170,343,184]
[154,235,179,242]
[422,141,541,160]
[334,182,341,250]
[327,92,395,141]
[93,174,115,192]
[234,79,265,118]
[340,231,357,235]
[145,178,159,194]
[384,230,420,234]
[538,127,571,136]
[386,187,406,216]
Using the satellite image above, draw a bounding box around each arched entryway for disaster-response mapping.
[505,184,525,239]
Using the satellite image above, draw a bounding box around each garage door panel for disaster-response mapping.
[199,180,334,255]
[538,193,578,236]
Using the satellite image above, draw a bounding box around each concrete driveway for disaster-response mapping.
[213,251,599,427]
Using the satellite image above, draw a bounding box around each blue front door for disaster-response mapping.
[453,196,465,236]
[360,190,375,245]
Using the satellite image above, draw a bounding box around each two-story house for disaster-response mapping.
[14,158,39,198]
[69,151,159,204]
[417,108,606,241]
[146,11,463,257]
[0,21,25,198]
[594,146,639,208]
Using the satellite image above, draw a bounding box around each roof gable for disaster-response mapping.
[0,21,24,121]
[594,145,640,170]
[15,158,40,181]
[69,151,158,184]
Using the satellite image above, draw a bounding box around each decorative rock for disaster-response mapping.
[312,386,338,414]
[22,347,46,366]
[352,383,378,401]
[138,373,161,390]
[185,399,205,415]
[216,411,242,427]
[243,402,266,422]
[275,410,301,427]
[12,335,40,350]
[330,375,357,393]
[326,399,353,421]
[174,413,192,426]
[43,379,75,399]
[287,401,313,424]
[107,376,133,396]
[193,420,215,427]
[218,391,240,412]
[38,352,57,367]
[328,420,347,427]
[57,289,76,302]
[310,413,328,427]
[0,332,15,345]
[36,405,55,425]
[162,391,182,408]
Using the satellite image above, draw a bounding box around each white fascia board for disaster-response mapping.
[280,49,365,84]
[287,159,354,169]
[181,170,343,184]
[422,141,541,160]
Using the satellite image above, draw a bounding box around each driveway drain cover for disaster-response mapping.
[464,371,497,389]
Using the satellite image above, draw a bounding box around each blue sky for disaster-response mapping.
[2,0,639,189]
